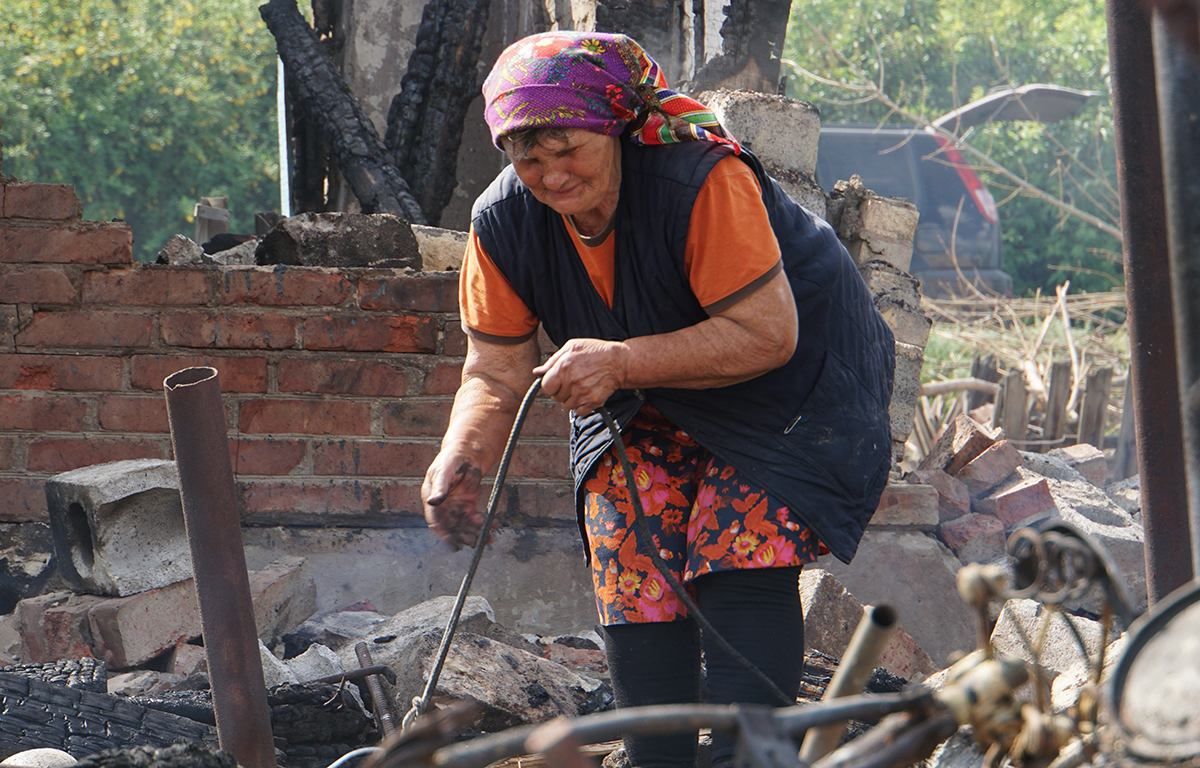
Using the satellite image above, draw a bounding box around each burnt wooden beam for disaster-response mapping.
[384,0,490,227]
[260,0,426,223]
[689,0,793,93]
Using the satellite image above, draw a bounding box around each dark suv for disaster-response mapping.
[817,126,1012,296]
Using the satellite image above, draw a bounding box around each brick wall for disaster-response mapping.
[0,183,574,530]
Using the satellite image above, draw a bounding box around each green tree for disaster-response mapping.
[0,0,279,262]
[783,0,1121,295]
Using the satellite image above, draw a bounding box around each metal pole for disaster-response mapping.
[164,367,276,768]
[1106,0,1194,602]
[1153,9,1200,581]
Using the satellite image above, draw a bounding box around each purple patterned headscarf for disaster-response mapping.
[482,31,739,152]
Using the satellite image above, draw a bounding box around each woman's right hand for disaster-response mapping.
[421,450,485,550]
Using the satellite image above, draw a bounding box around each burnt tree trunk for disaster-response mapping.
[595,0,688,83]
[384,0,491,227]
[690,0,793,93]
[260,0,426,223]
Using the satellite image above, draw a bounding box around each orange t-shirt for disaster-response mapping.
[459,155,782,341]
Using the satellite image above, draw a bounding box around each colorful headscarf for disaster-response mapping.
[482,31,740,153]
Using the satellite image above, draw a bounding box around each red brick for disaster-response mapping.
[498,480,576,524]
[508,441,571,480]
[0,265,79,304]
[239,399,372,436]
[939,513,1007,563]
[0,221,132,265]
[97,394,170,432]
[872,483,938,527]
[910,468,971,522]
[26,436,169,472]
[522,399,570,438]
[974,473,1057,528]
[82,267,213,306]
[382,399,452,437]
[230,437,307,475]
[16,309,153,348]
[0,393,90,431]
[311,439,439,476]
[956,439,1022,497]
[299,313,437,353]
[1047,443,1108,486]
[17,591,105,663]
[422,361,464,394]
[130,354,268,393]
[88,579,201,668]
[918,414,997,474]
[160,311,296,349]
[238,477,423,525]
[277,358,412,397]
[0,476,50,521]
[0,354,123,391]
[442,322,468,356]
[217,267,353,306]
[2,184,81,220]
[358,272,458,312]
[1,306,17,352]
[0,436,14,468]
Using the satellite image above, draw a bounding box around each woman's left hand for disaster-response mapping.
[534,338,629,415]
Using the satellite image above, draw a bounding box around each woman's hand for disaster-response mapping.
[421,449,485,550]
[534,338,630,415]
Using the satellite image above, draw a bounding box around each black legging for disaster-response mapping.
[601,566,805,768]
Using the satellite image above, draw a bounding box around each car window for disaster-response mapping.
[817,132,919,202]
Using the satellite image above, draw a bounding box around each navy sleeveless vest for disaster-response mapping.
[471,139,895,563]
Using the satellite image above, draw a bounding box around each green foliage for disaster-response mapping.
[783,0,1122,296]
[0,0,279,261]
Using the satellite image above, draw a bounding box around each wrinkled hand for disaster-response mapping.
[534,338,628,415]
[421,452,485,550]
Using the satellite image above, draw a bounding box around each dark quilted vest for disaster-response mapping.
[471,139,895,563]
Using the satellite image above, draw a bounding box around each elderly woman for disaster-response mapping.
[421,31,894,768]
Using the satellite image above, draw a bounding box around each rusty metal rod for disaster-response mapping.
[1153,7,1200,582]
[313,664,398,687]
[164,367,276,768]
[356,642,398,737]
[1105,0,1194,603]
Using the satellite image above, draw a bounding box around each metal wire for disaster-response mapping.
[402,377,544,730]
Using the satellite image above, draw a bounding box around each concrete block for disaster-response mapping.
[0,748,77,768]
[799,569,937,680]
[938,513,1006,564]
[957,439,1022,498]
[16,591,106,662]
[45,459,191,596]
[910,469,970,522]
[249,555,317,643]
[818,530,976,666]
[702,89,820,176]
[872,483,938,528]
[87,578,201,669]
[919,414,997,474]
[283,642,343,683]
[859,195,920,242]
[877,297,932,348]
[859,259,921,300]
[1047,443,1108,487]
[0,611,24,664]
[846,236,914,272]
[890,341,924,443]
[413,224,468,272]
[974,470,1056,529]
[771,172,827,220]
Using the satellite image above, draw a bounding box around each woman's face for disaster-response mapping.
[505,130,621,221]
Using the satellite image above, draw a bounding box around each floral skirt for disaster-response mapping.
[582,406,824,625]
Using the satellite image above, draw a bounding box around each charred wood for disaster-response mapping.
[0,672,216,758]
[384,0,491,226]
[0,658,108,694]
[688,0,792,93]
[259,0,426,223]
[74,743,235,768]
[595,0,687,83]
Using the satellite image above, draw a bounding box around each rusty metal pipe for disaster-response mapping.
[164,366,276,768]
[798,604,898,763]
[356,642,398,737]
[1105,0,1194,603]
[1153,8,1200,582]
